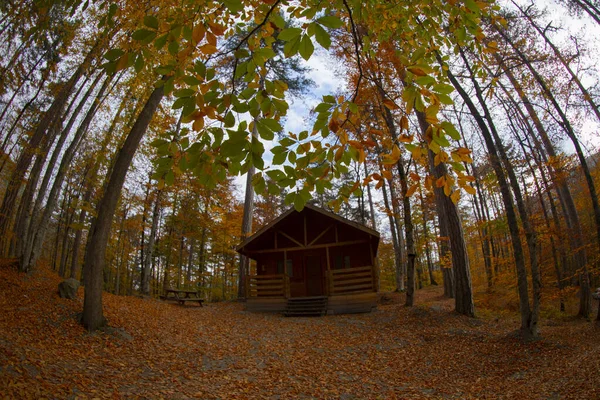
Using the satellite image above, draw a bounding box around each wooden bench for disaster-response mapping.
[161,289,204,307]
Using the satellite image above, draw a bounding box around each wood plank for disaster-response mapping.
[247,240,368,254]
[250,274,285,279]
[278,230,305,248]
[332,272,373,280]
[331,283,373,292]
[331,266,372,275]
[332,277,373,287]
[248,279,284,284]
[309,225,333,246]
[252,285,285,291]
[254,290,285,296]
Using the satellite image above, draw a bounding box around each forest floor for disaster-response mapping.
[1,261,599,399]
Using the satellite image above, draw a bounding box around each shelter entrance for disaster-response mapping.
[305,255,323,296]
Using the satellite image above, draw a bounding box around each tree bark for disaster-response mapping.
[81,85,164,331]
[447,62,536,335]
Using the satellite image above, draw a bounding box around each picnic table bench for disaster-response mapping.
[160,289,204,306]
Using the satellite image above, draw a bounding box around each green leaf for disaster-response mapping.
[441,121,461,140]
[224,111,235,128]
[314,102,332,113]
[155,34,168,50]
[165,170,175,186]
[433,132,451,147]
[223,0,243,13]
[415,76,436,86]
[261,118,282,132]
[278,28,302,41]
[283,35,301,58]
[318,15,343,29]
[168,41,179,56]
[134,55,144,73]
[266,169,286,181]
[272,13,286,29]
[132,29,156,43]
[144,15,159,30]
[272,151,287,165]
[293,193,305,212]
[433,83,455,94]
[299,35,314,60]
[437,93,454,105]
[104,49,124,61]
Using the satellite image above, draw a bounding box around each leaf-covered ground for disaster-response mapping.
[1,261,598,399]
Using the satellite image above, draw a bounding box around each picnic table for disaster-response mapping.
[160,288,204,306]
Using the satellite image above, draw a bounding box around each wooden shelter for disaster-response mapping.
[236,204,380,315]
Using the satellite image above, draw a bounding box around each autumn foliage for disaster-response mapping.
[1,261,599,398]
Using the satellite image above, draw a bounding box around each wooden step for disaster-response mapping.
[284,296,328,317]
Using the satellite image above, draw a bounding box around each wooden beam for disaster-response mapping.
[326,246,331,296]
[308,225,333,246]
[335,224,338,243]
[247,239,369,254]
[303,215,307,246]
[277,230,304,248]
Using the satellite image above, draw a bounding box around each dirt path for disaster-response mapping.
[1,263,598,399]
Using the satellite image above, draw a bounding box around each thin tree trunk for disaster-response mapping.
[495,50,591,318]
[23,76,110,272]
[0,45,98,254]
[380,164,403,292]
[237,120,259,299]
[142,190,161,295]
[447,63,535,336]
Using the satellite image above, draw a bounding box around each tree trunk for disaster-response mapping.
[380,164,403,292]
[237,120,259,299]
[498,29,594,318]
[0,45,98,254]
[142,190,161,295]
[22,76,110,272]
[447,63,534,336]
[81,84,164,332]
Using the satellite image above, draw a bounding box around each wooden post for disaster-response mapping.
[326,246,331,296]
[369,241,379,292]
[304,215,307,246]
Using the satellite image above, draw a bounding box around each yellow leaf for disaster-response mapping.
[199,44,218,55]
[399,134,413,143]
[382,170,392,180]
[334,146,344,161]
[407,66,427,76]
[464,185,476,195]
[406,183,418,197]
[192,116,204,131]
[329,118,340,134]
[192,24,206,44]
[444,183,452,196]
[383,99,399,110]
[206,32,217,46]
[208,22,226,36]
[450,190,461,204]
[400,115,409,132]
[358,148,366,164]
[436,176,445,188]
[391,145,401,160]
